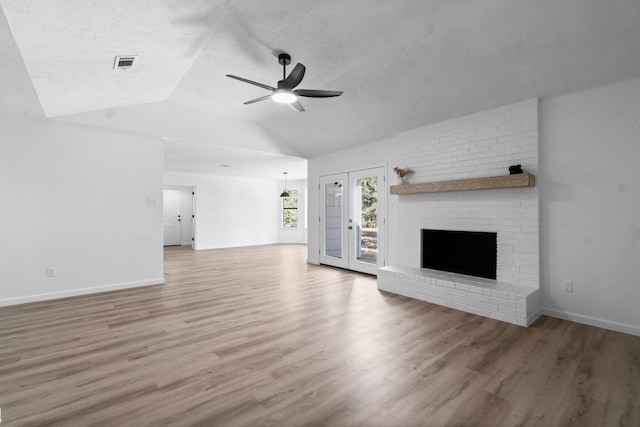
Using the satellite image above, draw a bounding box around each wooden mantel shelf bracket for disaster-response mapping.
[390,173,535,195]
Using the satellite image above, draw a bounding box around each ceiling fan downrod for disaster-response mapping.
[278,53,291,80]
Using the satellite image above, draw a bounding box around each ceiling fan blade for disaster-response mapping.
[295,89,343,98]
[244,94,273,105]
[288,100,305,112]
[226,74,275,91]
[280,63,306,90]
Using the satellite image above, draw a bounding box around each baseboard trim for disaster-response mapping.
[0,278,165,307]
[307,258,320,265]
[542,307,640,337]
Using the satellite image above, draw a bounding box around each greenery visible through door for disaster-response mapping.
[359,177,377,252]
[360,177,377,228]
[283,190,298,228]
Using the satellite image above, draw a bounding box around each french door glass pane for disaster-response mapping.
[355,176,377,264]
[324,181,343,259]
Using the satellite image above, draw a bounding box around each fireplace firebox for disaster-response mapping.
[421,229,497,280]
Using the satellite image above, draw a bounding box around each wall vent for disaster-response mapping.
[113,55,138,70]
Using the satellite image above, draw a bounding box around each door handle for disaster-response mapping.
[348,226,353,230]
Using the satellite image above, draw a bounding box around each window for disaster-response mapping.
[282,189,298,228]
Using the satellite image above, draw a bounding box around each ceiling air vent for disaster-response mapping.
[113,55,137,70]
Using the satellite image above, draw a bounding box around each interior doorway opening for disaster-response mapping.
[163,185,195,249]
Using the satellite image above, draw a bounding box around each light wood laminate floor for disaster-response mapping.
[1,244,638,426]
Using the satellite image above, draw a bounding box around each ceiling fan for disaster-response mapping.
[226,53,343,112]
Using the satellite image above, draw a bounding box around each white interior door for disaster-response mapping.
[180,187,194,247]
[189,187,196,249]
[163,188,182,246]
[319,167,386,275]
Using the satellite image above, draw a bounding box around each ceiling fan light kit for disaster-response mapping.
[226,52,343,112]
[272,90,297,104]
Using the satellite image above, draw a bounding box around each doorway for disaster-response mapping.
[319,167,386,275]
[162,186,195,248]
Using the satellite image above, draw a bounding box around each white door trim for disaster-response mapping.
[318,166,386,275]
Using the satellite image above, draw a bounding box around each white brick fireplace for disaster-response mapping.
[379,98,541,326]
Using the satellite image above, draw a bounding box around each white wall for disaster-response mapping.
[540,77,640,335]
[0,113,165,306]
[277,179,308,244]
[163,171,279,249]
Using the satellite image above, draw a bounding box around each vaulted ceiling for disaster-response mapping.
[2,0,640,178]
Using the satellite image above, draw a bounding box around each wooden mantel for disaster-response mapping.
[390,173,535,195]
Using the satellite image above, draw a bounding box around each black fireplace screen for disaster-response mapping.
[421,229,497,280]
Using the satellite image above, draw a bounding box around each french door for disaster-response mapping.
[319,167,386,275]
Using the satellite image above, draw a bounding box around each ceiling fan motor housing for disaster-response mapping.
[278,53,291,66]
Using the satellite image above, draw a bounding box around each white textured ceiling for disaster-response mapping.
[2,0,640,172]
[1,0,221,117]
[164,140,307,180]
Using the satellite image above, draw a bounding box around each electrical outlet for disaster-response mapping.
[47,267,56,277]
[562,280,573,292]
